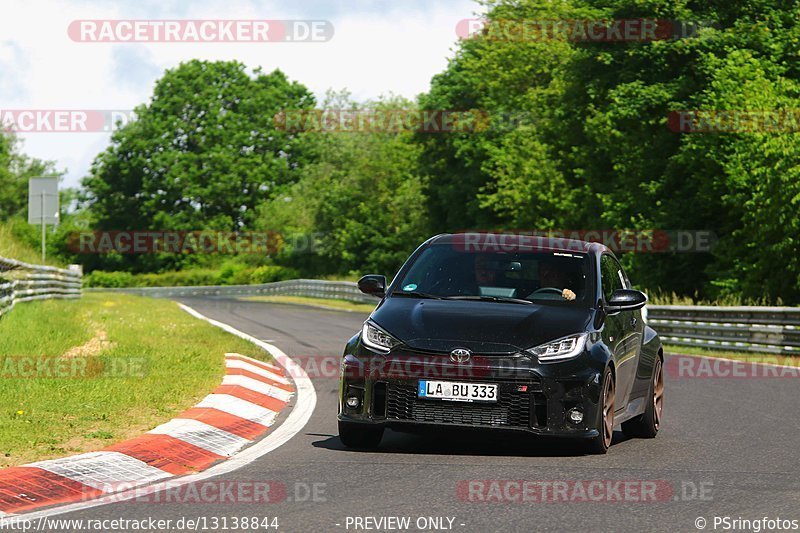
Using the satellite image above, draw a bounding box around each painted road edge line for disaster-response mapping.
[9,303,318,520]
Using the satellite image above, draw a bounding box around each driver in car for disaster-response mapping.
[537,261,577,301]
[474,254,497,286]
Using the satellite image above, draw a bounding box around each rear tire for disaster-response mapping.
[622,356,664,438]
[586,367,615,455]
[338,421,384,449]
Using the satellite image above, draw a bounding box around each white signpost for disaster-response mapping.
[28,177,60,263]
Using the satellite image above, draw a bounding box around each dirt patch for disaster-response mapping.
[63,325,115,358]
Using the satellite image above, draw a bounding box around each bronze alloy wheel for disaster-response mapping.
[621,355,664,439]
[653,357,664,430]
[602,373,615,449]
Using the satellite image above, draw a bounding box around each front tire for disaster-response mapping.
[338,421,384,449]
[586,367,615,454]
[622,355,664,438]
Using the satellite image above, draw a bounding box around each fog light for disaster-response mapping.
[346,396,360,409]
[568,408,584,424]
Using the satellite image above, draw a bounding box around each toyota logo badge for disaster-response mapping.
[450,348,472,363]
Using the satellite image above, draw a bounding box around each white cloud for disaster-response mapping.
[111,46,162,91]
[0,41,30,98]
[0,0,483,189]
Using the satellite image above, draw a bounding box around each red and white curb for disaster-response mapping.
[0,303,317,517]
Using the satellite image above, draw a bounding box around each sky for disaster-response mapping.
[0,0,482,189]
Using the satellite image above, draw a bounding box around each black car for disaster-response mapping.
[338,233,664,454]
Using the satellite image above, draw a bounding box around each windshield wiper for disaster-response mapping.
[391,291,444,300]
[443,295,533,305]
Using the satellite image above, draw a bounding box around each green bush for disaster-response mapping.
[83,271,136,288]
[218,261,250,285]
[136,269,219,287]
[250,265,299,284]
[83,265,299,288]
[229,267,255,285]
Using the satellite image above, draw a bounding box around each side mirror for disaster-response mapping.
[358,275,387,298]
[605,289,647,314]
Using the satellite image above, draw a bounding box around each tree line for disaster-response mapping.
[1,0,798,304]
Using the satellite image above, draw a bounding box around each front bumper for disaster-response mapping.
[338,345,606,438]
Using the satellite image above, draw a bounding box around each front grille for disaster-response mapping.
[385,381,542,428]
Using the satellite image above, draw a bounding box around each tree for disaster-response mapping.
[415,0,800,303]
[258,92,428,277]
[418,0,596,231]
[82,60,315,271]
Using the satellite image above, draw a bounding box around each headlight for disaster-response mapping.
[527,333,588,362]
[361,321,401,353]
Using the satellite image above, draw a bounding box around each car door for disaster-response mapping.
[600,254,638,409]
[617,263,647,400]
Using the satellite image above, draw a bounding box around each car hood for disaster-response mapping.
[370,297,594,355]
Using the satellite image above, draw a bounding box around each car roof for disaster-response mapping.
[430,233,608,255]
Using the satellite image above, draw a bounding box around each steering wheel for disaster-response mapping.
[531,287,563,296]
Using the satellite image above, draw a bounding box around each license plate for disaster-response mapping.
[417,380,498,403]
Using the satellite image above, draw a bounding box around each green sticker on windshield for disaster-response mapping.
[403,284,418,291]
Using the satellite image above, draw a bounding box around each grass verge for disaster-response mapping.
[241,295,376,314]
[0,292,271,467]
[0,220,64,266]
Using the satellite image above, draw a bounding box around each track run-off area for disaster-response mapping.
[10,297,799,533]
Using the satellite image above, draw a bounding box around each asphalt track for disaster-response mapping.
[46,298,800,532]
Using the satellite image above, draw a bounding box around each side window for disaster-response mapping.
[600,255,623,302]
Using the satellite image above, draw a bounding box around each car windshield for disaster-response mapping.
[393,244,592,305]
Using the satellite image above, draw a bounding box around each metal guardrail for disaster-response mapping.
[87,279,377,303]
[87,279,799,355]
[648,306,800,355]
[0,256,82,319]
